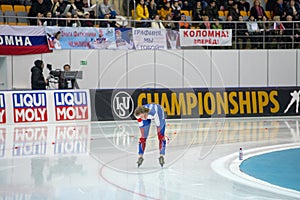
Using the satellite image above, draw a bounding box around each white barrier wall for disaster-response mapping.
[2,49,300,90]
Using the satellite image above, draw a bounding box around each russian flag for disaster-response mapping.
[0,25,52,55]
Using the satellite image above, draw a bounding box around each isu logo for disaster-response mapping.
[112,91,134,119]
[54,91,89,121]
[0,94,6,124]
[13,93,47,123]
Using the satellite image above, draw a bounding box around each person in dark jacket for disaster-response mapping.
[31,60,47,90]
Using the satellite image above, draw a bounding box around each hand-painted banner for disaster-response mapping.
[179,29,232,46]
[0,25,51,55]
[132,28,167,50]
[45,26,117,49]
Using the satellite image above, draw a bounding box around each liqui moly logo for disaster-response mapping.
[13,126,47,156]
[54,91,88,121]
[54,125,89,154]
[13,93,47,123]
[0,94,6,124]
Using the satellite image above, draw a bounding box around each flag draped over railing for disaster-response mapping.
[0,25,52,55]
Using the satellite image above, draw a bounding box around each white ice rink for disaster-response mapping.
[0,117,300,200]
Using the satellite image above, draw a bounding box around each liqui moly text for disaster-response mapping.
[54,91,88,121]
[13,93,47,123]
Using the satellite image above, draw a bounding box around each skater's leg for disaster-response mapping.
[137,119,151,167]
[157,121,166,156]
[157,120,166,167]
[138,119,151,155]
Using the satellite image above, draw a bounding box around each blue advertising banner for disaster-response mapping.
[45,26,118,49]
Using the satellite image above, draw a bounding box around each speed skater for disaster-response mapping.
[134,104,167,168]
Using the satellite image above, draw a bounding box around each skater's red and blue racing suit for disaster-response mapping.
[137,104,166,155]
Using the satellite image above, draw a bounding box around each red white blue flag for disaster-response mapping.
[0,25,51,55]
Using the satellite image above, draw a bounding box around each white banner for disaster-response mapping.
[179,29,232,46]
[132,28,167,50]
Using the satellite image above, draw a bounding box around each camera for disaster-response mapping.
[46,64,65,89]
[47,64,62,78]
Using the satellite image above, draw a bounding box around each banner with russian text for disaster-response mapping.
[0,25,51,55]
[179,29,232,46]
[132,28,167,50]
[45,26,117,49]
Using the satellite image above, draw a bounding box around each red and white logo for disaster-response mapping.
[13,93,48,123]
[54,91,88,121]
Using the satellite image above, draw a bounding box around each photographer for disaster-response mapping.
[31,60,47,90]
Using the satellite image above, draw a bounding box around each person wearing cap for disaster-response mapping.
[81,11,94,27]
[178,14,191,29]
[31,60,47,90]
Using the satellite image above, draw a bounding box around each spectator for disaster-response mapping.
[247,15,261,48]
[151,14,165,28]
[283,15,295,48]
[236,15,249,49]
[81,11,94,27]
[148,0,158,19]
[273,0,287,20]
[99,0,117,19]
[31,60,47,90]
[160,1,173,20]
[200,15,211,28]
[163,13,177,29]
[136,0,151,27]
[286,0,300,20]
[36,12,44,26]
[182,0,193,10]
[228,2,240,21]
[68,0,80,15]
[266,0,277,11]
[222,15,235,48]
[178,14,191,29]
[192,1,204,21]
[51,0,67,17]
[205,0,219,21]
[28,0,52,25]
[75,0,84,12]
[269,15,285,48]
[224,0,235,10]
[238,0,250,12]
[59,11,78,26]
[43,11,56,26]
[172,0,182,20]
[250,0,268,21]
[211,18,222,29]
